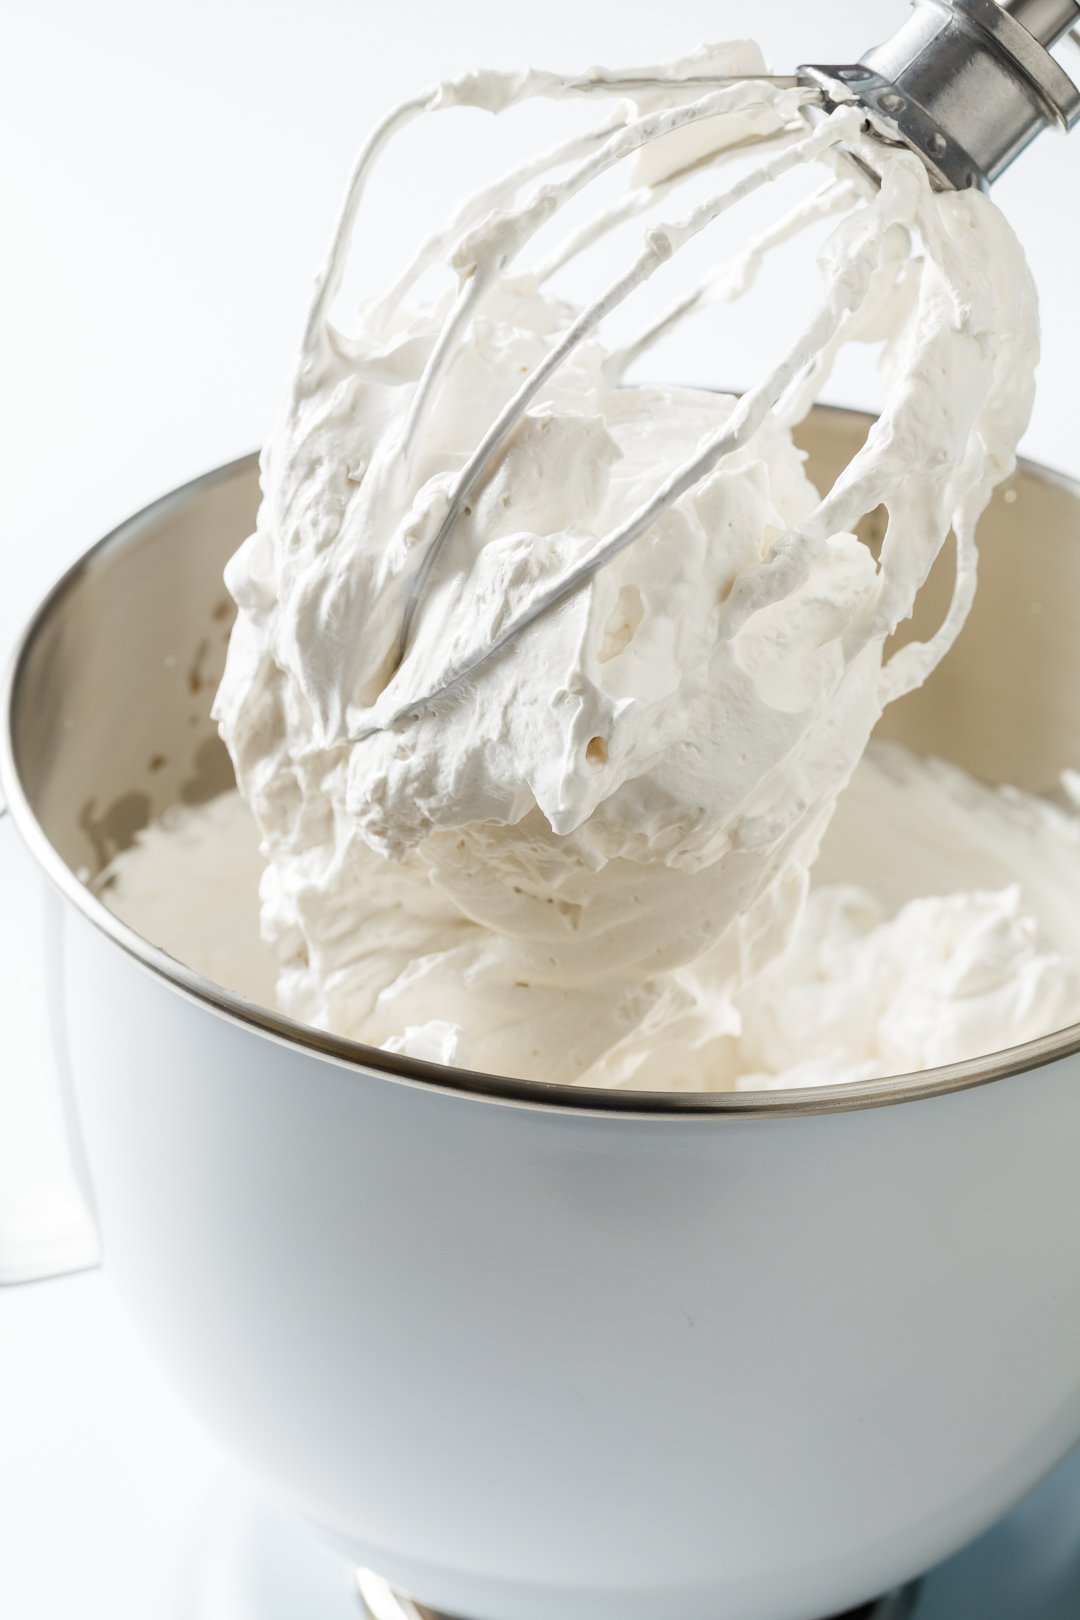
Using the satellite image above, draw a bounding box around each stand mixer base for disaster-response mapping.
[356,1568,922,1620]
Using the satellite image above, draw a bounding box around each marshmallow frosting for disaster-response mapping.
[103,744,1080,1090]
[191,43,1043,1088]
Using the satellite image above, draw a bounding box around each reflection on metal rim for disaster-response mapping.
[4,421,1080,1119]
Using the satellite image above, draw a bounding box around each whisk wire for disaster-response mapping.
[396,80,815,465]
[392,100,851,666]
[356,118,890,741]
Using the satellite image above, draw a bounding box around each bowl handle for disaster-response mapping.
[0,796,99,1284]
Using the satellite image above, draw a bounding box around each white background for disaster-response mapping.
[2,3,1079,1616]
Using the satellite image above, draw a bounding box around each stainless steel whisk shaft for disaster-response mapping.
[804,0,1080,191]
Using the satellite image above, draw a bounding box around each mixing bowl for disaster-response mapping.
[2,407,1080,1620]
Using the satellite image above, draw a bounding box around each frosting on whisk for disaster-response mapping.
[214,42,1038,1083]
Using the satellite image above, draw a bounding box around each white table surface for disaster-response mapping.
[3,4,1079,1615]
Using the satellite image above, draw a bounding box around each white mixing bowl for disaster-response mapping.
[3,407,1079,1620]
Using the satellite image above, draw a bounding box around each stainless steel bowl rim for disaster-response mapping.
[5,418,1080,1120]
